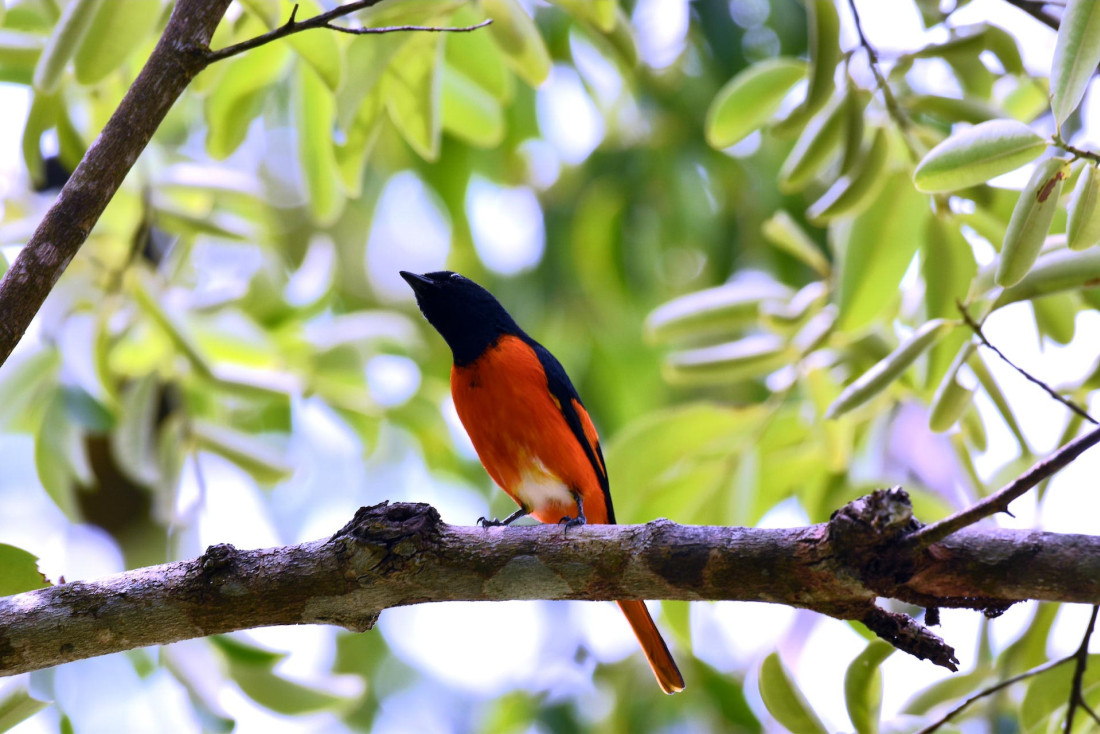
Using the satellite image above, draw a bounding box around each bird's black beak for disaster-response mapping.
[399,270,434,294]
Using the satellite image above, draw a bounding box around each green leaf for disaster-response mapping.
[280,0,342,90]
[548,0,616,32]
[482,0,550,87]
[605,403,766,521]
[191,420,293,484]
[912,119,1047,193]
[645,279,793,344]
[704,58,807,149]
[758,653,829,734]
[296,62,345,224]
[807,125,891,223]
[929,343,976,432]
[32,0,97,92]
[761,211,831,276]
[1067,163,1100,250]
[34,390,83,519]
[772,0,840,135]
[0,347,60,432]
[1021,655,1100,732]
[991,246,1100,306]
[109,373,162,487]
[441,64,504,147]
[996,157,1070,287]
[0,683,50,732]
[1032,292,1079,345]
[444,5,512,101]
[1051,0,1100,126]
[212,636,350,715]
[384,32,443,161]
[835,171,929,332]
[203,37,289,160]
[662,335,794,386]
[826,319,956,419]
[844,641,894,734]
[0,30,44,84]
[778,95,847,194]
[72,0,162,85]
[0,544,50,597]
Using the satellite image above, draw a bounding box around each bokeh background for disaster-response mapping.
[1,0,1098,731]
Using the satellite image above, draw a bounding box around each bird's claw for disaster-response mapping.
[558,514,586,535]
[477,516,506,527]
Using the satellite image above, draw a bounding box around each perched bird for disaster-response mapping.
[401,270,684,694]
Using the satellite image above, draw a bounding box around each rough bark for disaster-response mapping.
[1,492,1098,677]
[0,0,232,366]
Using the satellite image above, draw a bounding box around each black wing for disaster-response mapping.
[526,338,615,524]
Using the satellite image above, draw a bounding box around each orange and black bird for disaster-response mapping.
[401,270,685,694]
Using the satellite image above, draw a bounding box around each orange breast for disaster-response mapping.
[451,335,608,524]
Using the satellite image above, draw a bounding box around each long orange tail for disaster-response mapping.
[616,600,685,694]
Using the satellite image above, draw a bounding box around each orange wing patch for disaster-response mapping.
[450,335,609,524]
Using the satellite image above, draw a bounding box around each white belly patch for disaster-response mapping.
[513,458,575,512]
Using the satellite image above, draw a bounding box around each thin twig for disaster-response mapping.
[907,425,1100,549]
[205,1,492,64]
[1065,605,1100,733]
[1053,134,1100,165]
[957,301,1098,425]
[917,654,1076,733]
[845,0,921,161]
[320,19,491,36]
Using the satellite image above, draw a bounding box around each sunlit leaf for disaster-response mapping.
[384,32,443,161]
[72,0,161,85]
[705,58,807,148]
[32,0,96,92]
[912,119,1046,193]
[835,172,930,332]
[844,641,893,734]
[203,37,289,160]
[191,420,293,484]
[0,683,50,732]
[826,319,956,419]
[296,62,345,224]
[1050,0,1100,126]
[996,157,1070,287]
[759,653,829,734]
[646,279,792,345]
[482,0,550,87]
[0,544,50,596]
[441,64,504,147]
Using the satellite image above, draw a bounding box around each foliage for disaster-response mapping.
[0,0,1099,731]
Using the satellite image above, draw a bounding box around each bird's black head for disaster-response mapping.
[400,270,524,365]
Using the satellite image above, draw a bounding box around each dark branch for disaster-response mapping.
[907,425,1100,549]
[3,497,1100,677]
[957,301,1097,425]
[1065,605,1100,733]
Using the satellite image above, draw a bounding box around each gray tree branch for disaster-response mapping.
[2,493,1098,678]
[0,0,235,367]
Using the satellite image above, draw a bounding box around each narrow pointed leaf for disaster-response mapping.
[1051,0,1100,125]
[913,119,1046,193]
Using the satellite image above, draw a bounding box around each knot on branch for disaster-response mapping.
[827,487,918,552]
[332,502,443,582]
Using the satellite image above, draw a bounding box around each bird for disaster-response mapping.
[400,270,685,695]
